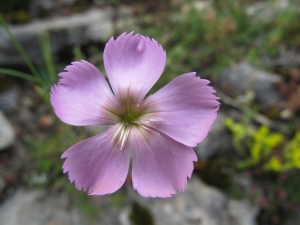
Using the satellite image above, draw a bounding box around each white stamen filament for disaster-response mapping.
[118,124,127,145]
[112,117,163,150]
[111,123,125,143]
[112,123,132,150]
[139,124,160,135]
[120,125,131,150]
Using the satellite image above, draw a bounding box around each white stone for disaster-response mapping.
[0,110,15,150]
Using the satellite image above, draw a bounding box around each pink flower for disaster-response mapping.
[50,32,219,198]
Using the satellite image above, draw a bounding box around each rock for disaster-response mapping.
[246,0,296,22]
[119,207,132,225]
[228,200,259,225]
[217,62,284,110]
[0,110,15,151]
[0,177,5,192]
[128,177,259,225]
[59,0,77,5]
[195,111,232,159]
[0,189,126,225]
[181,0,211,14]
[0,190,87,225]
[0,86,19,113]
[0,8,115,65]
[30,0,59,14]
[285,210,300,225]
[268,47,300,67]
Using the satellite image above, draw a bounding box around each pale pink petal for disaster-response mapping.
[62,124,130,195]
[51,60,123,126]
[104,32,166,104]
[130,126,197,198]
[140,73,219,147]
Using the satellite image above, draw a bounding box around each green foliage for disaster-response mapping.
[1,1,299,223]
[73,45,86,61]
[131,0,300,90]
[26,123,82,185]
[0,15,90,108]
[0,14,40,80]
[25,122,105,221]
[38,33,56,85]
[283,132,300,170]
[0,14,60,105]
[225,118,300,172]
[0,14,130,222]
[224,117,251,147]
[251,126,283,164]
[0,68,36,82]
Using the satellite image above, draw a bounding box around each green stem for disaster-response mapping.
[0,68,37,82]
[38,32,56,84]
[0,14,40,81]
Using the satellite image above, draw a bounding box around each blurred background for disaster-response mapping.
[0,0,300,224]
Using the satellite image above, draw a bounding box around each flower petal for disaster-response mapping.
[51,60,123,126]
[130,126,197,198]
[62,124,130,195]
[141,73,219,147]
[104,32,166,104]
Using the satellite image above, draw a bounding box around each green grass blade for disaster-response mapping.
[0,14,40,81]
[0,68,37,82]
[38,32,56,84]
[73,45,85,61]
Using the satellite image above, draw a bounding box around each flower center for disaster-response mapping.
[123,110,140,125]
[111,96,163,150]
[111,101,141,150]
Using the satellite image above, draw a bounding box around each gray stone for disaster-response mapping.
[0,189,126,225]
[246,0,297,23]
[195,111,232,159]
[269,47,300,67]
[58,0,77,5]
[0,190,86,225]
[0,86,19,113]
[0,110,15,151]
[0,9,114,65]
[30,0,59,13]
[285,209,300,225]
[228,200,259,225]
[0,177,5,192]
[128,177,259,225]
[217,62,283,110]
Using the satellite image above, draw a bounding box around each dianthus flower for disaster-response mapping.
[50,32,219,198]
